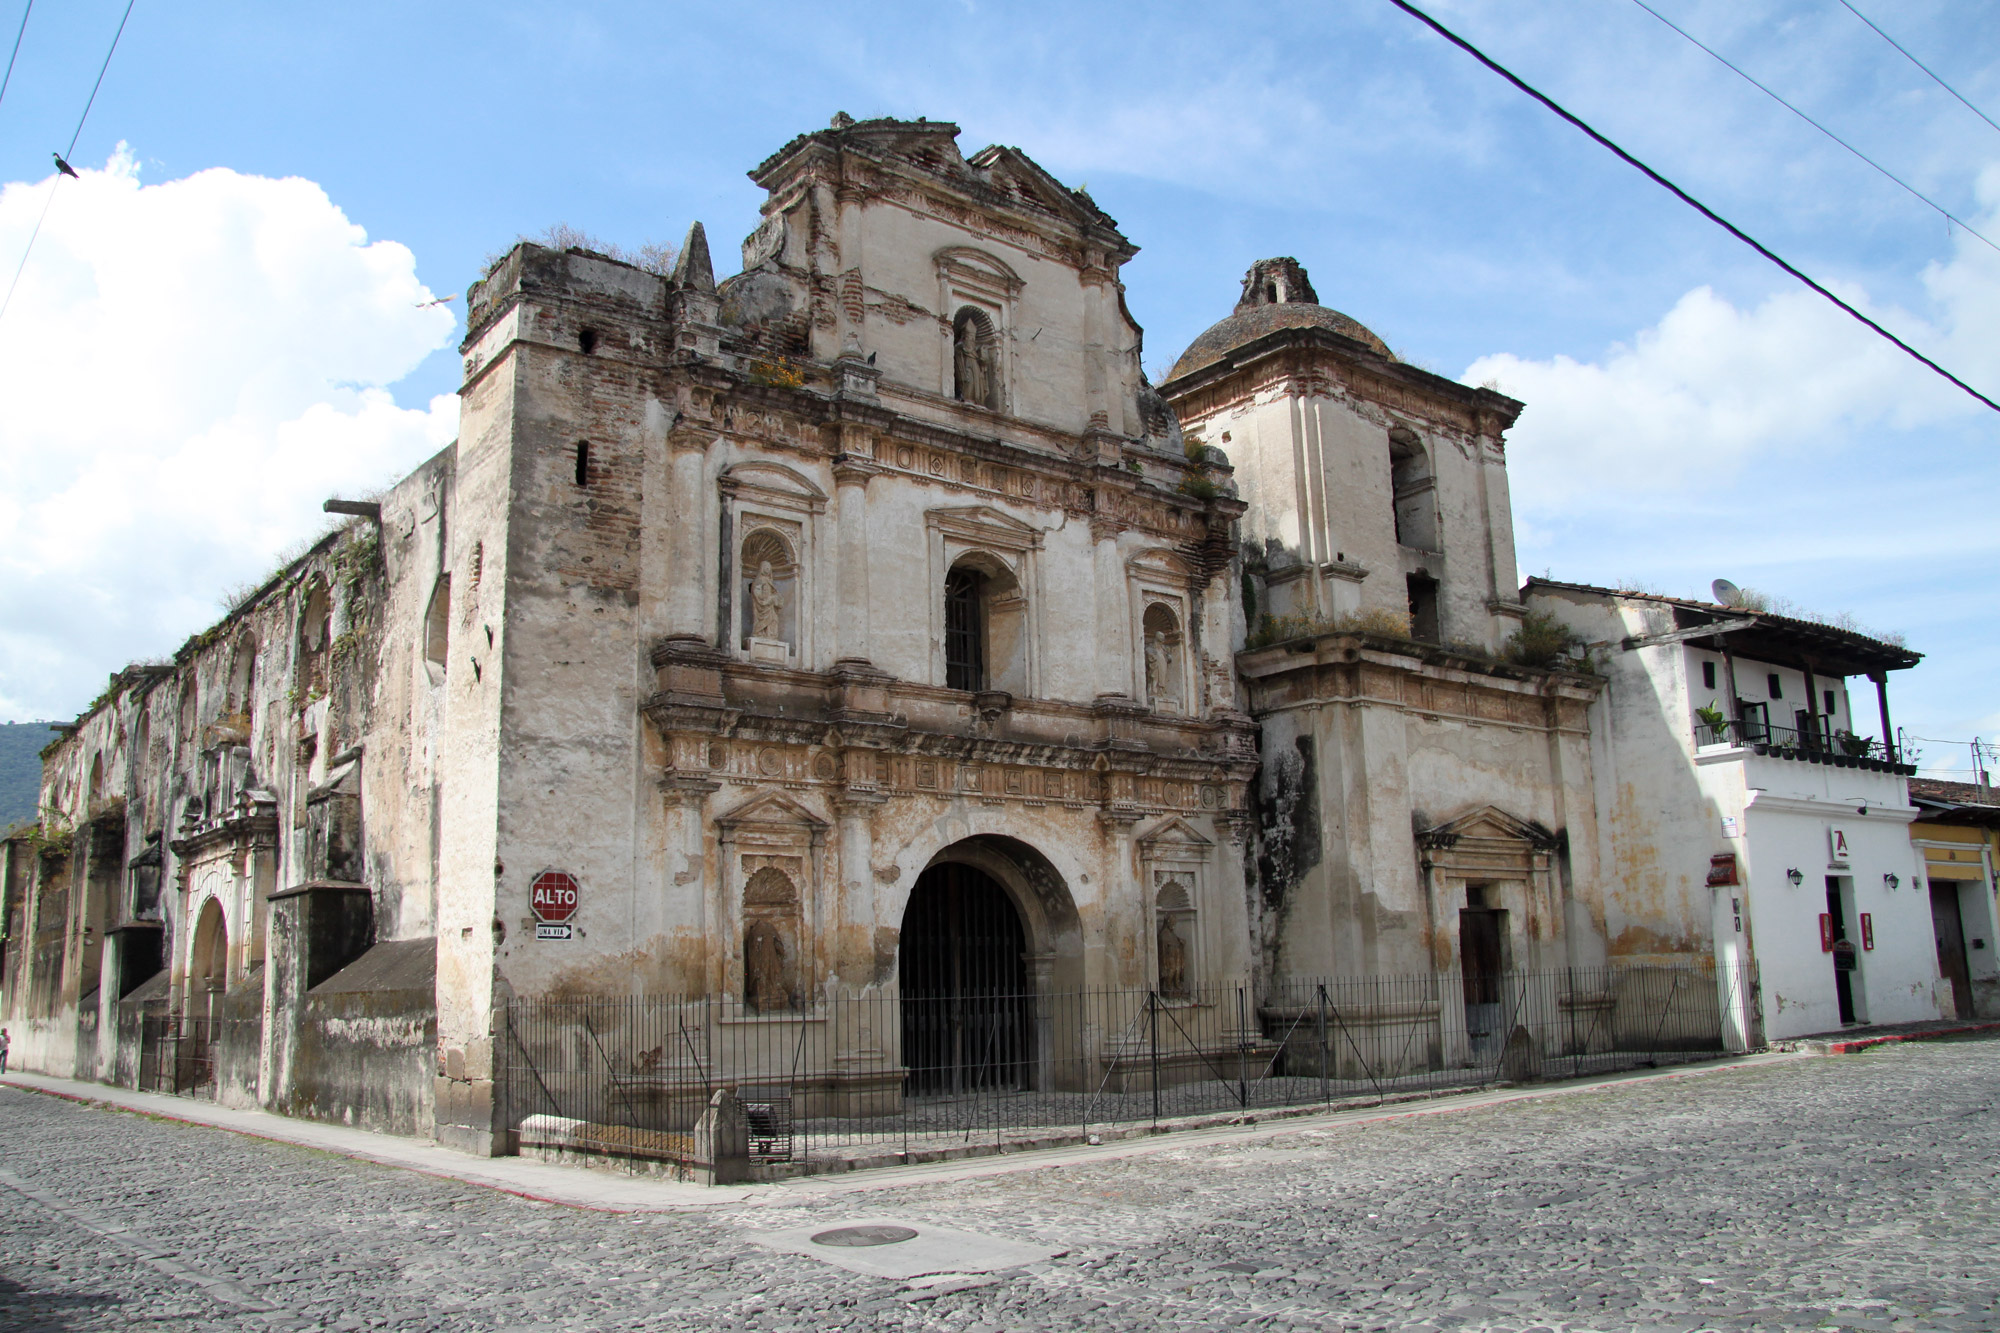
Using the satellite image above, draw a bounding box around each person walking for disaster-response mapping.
[0,1027,10,1075]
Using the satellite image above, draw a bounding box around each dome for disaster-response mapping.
[1165,257,1389,383]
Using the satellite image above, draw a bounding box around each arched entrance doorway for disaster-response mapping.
[190,898,228,1022]
[899,862,1031,1094]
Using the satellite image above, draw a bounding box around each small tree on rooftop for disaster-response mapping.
[1504,610,1586,670]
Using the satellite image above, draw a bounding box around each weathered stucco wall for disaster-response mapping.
[0,446,449,1128]
[1527,581,1934,1043]
[1240,637,1603,982]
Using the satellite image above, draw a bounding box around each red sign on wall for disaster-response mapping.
[531,871,580,923]
[1860,913,1875,951]
[1819,913,1835,953]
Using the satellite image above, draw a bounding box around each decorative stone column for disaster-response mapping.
[666,426,711,643]
[661,775,719,995]
[1092,516,1132,699]
[831,449,880,668]
[1097,806,1141,989]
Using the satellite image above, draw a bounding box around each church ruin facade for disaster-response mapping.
[3,114,1908,1156]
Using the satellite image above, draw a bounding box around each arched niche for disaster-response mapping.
[739,525,798,659]
[742,865,801,1013]
[1154,877,1195,1000]
[299,579,333,696]
[226,635,257,710]
[719,463,824,669]
[952,307,1001,410]
[190,895,229,1018]
[934,246,1021,412]
[1141,601,1186,715]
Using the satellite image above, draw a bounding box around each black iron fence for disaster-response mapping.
[500,962,1750,1176]
[1695,719,1897,765]
[137,1014,219,1098]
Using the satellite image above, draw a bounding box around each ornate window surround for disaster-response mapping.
[925,505,1045,696]
[1138,816,1215,1000]
[718,462,827,669]
[714,790,829,1011]
[1125,547,1196,715]
[933,246,1024,413]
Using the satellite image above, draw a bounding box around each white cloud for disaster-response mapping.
[0,148,458,721]
[1467,171,2000,509]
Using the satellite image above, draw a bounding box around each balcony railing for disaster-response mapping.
[1694,719,1908,771]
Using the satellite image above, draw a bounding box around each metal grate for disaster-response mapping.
[943,567,984,691]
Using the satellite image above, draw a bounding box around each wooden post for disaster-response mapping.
[1802,659,1821,750]
[1720,644,1744,738]
[1870,671,1894,762]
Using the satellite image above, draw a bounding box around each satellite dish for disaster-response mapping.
[1712,578,1742,607]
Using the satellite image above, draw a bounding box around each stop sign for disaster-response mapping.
[530,871,579,923]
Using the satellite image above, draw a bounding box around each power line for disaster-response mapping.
[1836,0,2000,138]
[0,0,135,326]
[0,173,59,322]
[1630,0,1998,257]
[0,1,31,109]
[66,0,133,158]
[1382,0,2000,416]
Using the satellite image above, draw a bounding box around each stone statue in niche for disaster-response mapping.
[1145,628,1179,712]
[744,920,791,1013]
[953,310,993,407]
[1156,913,1189,999]
[750,560,783,640]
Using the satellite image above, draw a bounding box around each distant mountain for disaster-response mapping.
[0,723,59,829]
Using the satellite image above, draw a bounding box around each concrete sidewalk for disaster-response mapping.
[1773,1016,2000,1055]
[1,1053,1804,1213]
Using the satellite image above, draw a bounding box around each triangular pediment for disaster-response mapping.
[934,245,1024,293]
[926,505,1045,553]
[968,145,1121,234]
[1419,805,1557,849]
[1138,815,1214,849]
[928,504,1039,536]
[713,788,829,831]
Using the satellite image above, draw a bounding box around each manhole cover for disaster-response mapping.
[811,1225,920,1248]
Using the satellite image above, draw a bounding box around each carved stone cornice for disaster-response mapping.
[831,455,886,487]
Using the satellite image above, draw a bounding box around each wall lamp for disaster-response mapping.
[1786,868,1805,887]
[1884,873,1900,890]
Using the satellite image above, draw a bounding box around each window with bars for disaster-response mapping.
[944,566,985,691]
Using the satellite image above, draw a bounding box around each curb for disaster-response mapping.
[1779,1021,2000,1056]
[3,1055,1798,1210]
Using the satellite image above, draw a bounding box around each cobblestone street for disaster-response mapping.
[2,1041,1997,1333]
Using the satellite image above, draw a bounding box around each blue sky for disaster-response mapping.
[0,0,1995,777]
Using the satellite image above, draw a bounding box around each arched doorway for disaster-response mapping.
[190,898,228,1022]
[899,862,1031,1094]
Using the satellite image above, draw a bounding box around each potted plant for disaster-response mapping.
[1694,703,1730,744]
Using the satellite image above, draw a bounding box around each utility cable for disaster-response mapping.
[1631,0,1998,257]
[0,0,135,326]
[66,0,133,158]
[1836,0,2000,138]
[1383,0,2000,416]
[0,1,31,109]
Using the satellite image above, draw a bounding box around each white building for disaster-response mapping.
[1527,580,1936,1043]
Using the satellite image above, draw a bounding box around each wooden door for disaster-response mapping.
[1931,882,1974,1020]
